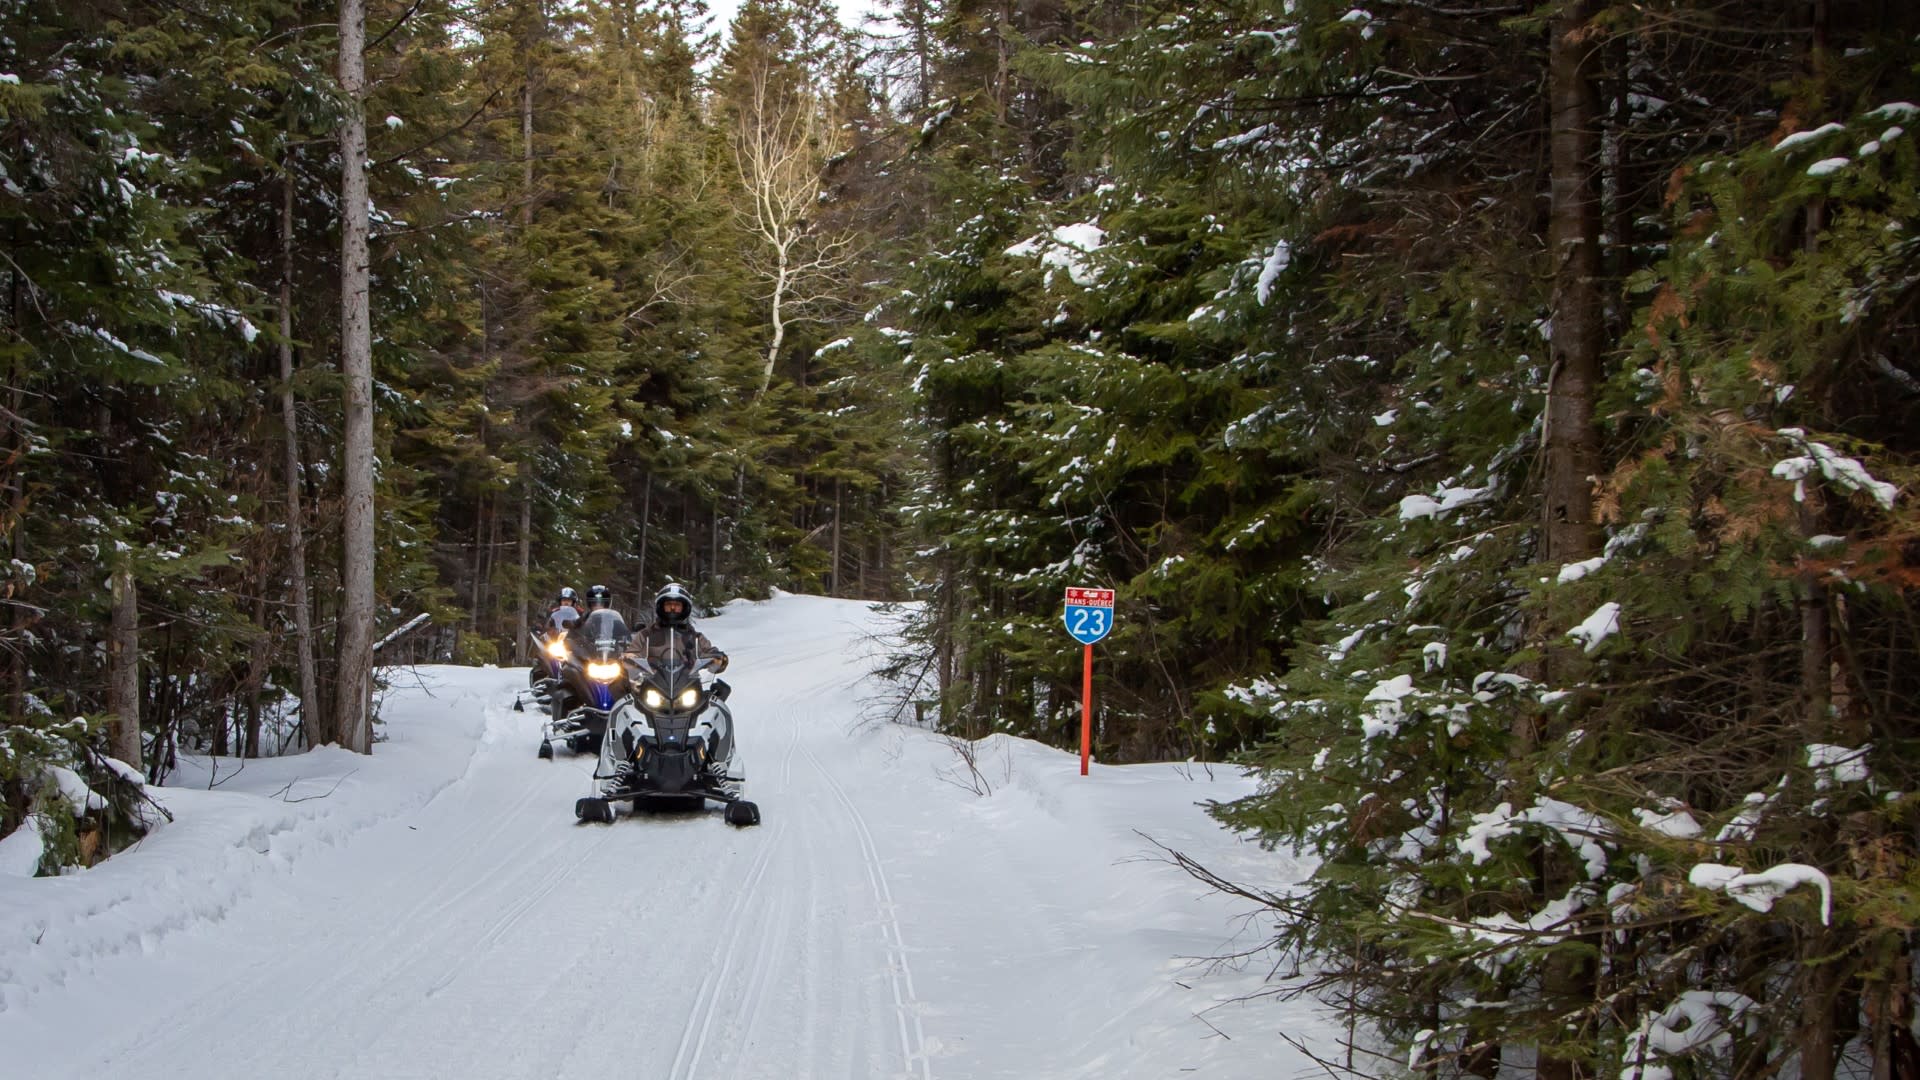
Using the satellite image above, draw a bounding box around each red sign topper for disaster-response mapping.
[1063,586,1116,776]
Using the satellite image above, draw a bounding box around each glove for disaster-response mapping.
[709,653,728,674]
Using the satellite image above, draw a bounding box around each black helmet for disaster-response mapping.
[556,586,578,606]
[586,584,614,610]
[653,582,693,626]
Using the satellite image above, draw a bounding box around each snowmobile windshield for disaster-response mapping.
[650,626,707,679]
[578,610,630,655]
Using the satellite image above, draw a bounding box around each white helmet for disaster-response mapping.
[653,582,694,626]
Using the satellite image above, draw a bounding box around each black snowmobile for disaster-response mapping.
[574,640,759,827]
[537,609,631,759]
[516,626,570,713]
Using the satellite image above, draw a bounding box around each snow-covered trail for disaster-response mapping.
[1,594,1325,1079]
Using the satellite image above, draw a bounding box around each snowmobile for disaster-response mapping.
[514,627,570,715]
[536,609,631,759]
[574,645,760,827]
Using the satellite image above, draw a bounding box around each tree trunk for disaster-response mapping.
[243,562,269,758]
[333,0,376,755]
[857,494,869,600]
[4,273,23,722]
[1537,8,1605,1079]
[469,494,486,632]
[831,477,842,597]
[516,479,531,662]
[484,494,500,645]
[760,248,788,397]
[521,66,535,217]
[635,470,652,612]
[1801,947,1844,1080]
[1543,0,1606,576]
[280,163,322,751]
[107,560,143,771]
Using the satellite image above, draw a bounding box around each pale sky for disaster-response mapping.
[703,0,888,42]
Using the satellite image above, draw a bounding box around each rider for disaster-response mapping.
[609,583,731,785]
[633,582,727,673]
[545,587,584,632]
[567,584,625,654]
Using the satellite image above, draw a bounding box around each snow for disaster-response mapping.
[46,765,106,814]
[1866,102,1919,120]
[1773,428,1899,509]
[1327,624,1370,662]
[1361,673,1417,739]
[1006,223,1106,287]
[1773,123,1847,154]
[1461,798,1611,880]
[1557,555,1607,584]
[98,755,144,787]
[1567,601,1621,653]
[0,816,43,878]
[1399,484,1490,520]
[1688,862,1832,924]
[64,321,163,365]
[1254,239,1291,304]
[1715,788,1778,843]
[1468,885,1592,947]
[1807,742,1870,789]
[1632,806,1702,839]
[0,594,1325,1078]
[1211,124,1272,151]
[1623,991,1758,1080]
[1806,157,1850,177]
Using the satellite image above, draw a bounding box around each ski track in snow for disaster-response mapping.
[805,732,933,1080]
[1,593,1322,1080]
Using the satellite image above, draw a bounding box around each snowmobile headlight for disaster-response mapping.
[676,686,701,709]
[586,660,622,682]
[643,687,667,710]
[544,638,568,660]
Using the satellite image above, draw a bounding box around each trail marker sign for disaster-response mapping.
[1063,586,1115,775]
[1063,586,1115,645]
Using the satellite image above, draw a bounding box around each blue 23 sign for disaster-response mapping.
[1063,587,1115,645]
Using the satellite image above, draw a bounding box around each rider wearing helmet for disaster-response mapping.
[546,586,583,631]
[633,582,727,672]
[565,583,627,657]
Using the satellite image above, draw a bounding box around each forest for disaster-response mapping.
[4,0,1919,1076]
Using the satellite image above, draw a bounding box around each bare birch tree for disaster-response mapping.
[730,58,858,399]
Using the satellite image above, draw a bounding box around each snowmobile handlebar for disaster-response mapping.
[621,654,721,678]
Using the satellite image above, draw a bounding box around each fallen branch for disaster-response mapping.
[372,612,432,654]
[273,769,358,804]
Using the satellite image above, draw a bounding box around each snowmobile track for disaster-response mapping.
[421,821,616,996]
[804,738,934,1080]
[666,818,786,1080]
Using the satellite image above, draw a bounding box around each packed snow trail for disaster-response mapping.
[0,593,1326,1079]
